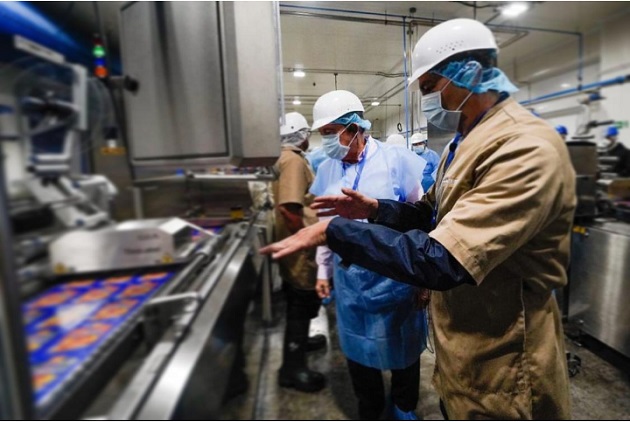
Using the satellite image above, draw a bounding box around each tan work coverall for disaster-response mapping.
[272,146,318,290]
[427,98,576,419]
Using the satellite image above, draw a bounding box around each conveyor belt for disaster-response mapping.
[23,272,175,408]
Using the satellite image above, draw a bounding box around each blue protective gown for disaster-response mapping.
[310,137,428,370]
[416,148,441,192]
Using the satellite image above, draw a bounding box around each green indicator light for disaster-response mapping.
[93,45,105,57]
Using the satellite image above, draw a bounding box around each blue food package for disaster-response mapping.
[25,271,173,406]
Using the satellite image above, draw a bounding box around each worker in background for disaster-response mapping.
[308,90,428,420]
[386,133,407,147]
[261,18,575,420]
[602,126,630,176]
[273,112,326,393]
[556,125,568,141]
[410,132,440,191]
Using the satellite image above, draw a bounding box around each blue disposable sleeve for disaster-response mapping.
[326,217,474,291]
[370,199,434,233]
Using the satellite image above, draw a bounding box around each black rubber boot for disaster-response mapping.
[278,319,326,392]
[305,334,327,352]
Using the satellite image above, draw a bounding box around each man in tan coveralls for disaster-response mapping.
[273,112,326,393]
[262,19,576,419]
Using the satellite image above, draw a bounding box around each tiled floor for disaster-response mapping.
[220,294,630,420]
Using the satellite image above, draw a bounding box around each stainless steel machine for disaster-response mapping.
[565,121,630,360]
[0,1,282,419]
[119,1,282,172]
[569,220,630,360]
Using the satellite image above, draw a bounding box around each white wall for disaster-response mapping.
[510,12,630,148]
[515,63,601,139]
[370,96,428,144]
[597,14,630,148]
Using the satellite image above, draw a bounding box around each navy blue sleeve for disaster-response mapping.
[326,217,474,291]
[369,199,434,233]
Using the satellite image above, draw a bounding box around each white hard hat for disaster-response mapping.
[408,18,498,87]
[311,90,364,130]
[410,132,427,145]
[280,112,309,136]
[386,134,407,147]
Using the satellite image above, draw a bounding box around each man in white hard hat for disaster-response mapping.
[262,19,575,420]
[410,132,440,191]
[273,112,326,393]
[386,133,407,148]
[308,90,428,420]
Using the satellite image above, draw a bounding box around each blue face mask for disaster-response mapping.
[412,145,426,155]
[421,79,473,132]
[321,125,358,160]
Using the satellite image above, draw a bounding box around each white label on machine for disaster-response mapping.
[14,35,65,64]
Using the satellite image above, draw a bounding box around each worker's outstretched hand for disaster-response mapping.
[311,188,378,219]
[259,219,331,260]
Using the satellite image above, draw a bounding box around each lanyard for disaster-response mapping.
[342,139,370,191]
[432,93,509,225]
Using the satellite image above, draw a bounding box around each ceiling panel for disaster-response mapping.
[31,1,630,135]
[279,1,630,132]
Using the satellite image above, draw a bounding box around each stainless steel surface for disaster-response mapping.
[134,177,255,221]
[569,220,630,359]
[567,142,599,217]
[222,2,281,167]
[120,2,228,163]
[253,212,275,325]
[0,138,33,419]
[135,225,257,419]
[120,2,281,169]
[107,221,259,419]
[49,218,211,274]
[25,176,110,228]
[133,171,276,185]
[132,186,144,219]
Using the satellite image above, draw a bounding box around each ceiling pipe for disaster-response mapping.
[402,16,410,144]
[280,10,407,27]
[283,67,404,78]
[520,74,630,107]
[279,3,585,88]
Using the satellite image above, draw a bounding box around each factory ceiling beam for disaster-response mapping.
[283,67,404,79]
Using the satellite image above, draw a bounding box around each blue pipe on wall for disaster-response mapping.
[0,2,88,63]
[279,2,586,127]
[520,74,630,106]
[0,2,120,73]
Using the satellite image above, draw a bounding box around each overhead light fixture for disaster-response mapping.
[561,83,571,88]
[293,70,306,78]
[292,98,301,105]
[371,101,380,106]
[501,2,529,18]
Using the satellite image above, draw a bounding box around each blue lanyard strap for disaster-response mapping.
[443,93,509,173]
[342,139,370,191]
[444,133,463,171]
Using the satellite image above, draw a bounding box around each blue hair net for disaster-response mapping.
[555,125,568,135]
[332,112,372,131]
[281,128,310,147]
[432,59,518,94]
[607,126,619,137]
